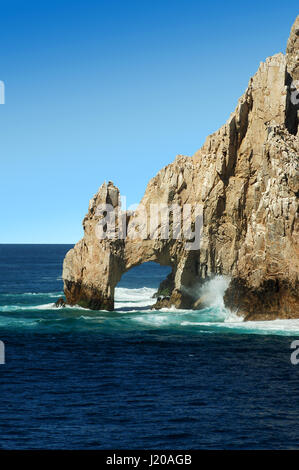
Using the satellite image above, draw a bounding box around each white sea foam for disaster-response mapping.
[1,283,298,336]
[133,314,175,326]
[116,281,299,336]
[186,275,231,313]
[26,302,56,310]
[180,318,299,336]
[0,292,63,298]
[0,305,25,312]
[115,287,156,309]
[0,302,57,312]
[224,309,243,322]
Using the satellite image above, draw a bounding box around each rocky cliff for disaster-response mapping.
[63,17,299,320]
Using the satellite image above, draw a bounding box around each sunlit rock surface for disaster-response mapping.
[63,17,298,320]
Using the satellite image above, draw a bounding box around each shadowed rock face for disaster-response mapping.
[63,17,299,320]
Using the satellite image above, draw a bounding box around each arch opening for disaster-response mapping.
[114,261,172,312]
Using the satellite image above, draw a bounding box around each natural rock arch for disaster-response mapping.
[63,181,201,310]
[63,17,299,320]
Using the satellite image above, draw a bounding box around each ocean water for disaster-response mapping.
[0,244,299,449]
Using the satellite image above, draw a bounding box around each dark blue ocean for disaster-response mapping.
[0,244,299,449]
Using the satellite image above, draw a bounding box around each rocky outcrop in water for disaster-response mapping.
[63,17,299,320]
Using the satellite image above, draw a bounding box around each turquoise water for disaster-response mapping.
[0,244,299,449]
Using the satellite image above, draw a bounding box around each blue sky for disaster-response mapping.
[0,0,297,243]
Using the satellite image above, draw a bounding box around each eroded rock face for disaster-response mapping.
[63,17,299,320]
